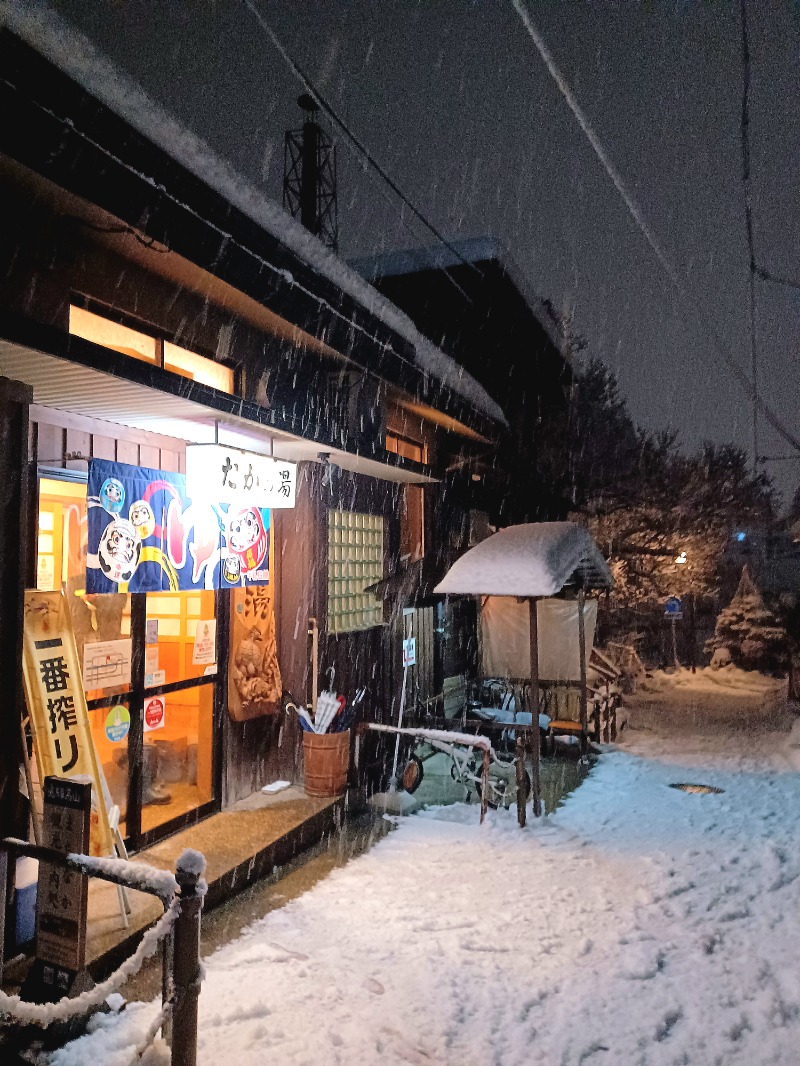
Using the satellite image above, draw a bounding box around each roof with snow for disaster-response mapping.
[350,236,568,361]
[0,5,506,430]
[434,522,613,598]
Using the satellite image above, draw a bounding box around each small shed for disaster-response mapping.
[434,522,612,823]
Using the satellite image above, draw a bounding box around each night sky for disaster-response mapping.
[33,1,800,505]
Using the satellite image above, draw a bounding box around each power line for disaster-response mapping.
[240,0,482,296]
[509,0,800,458]
[755,265,800,292]
[740,0,760,472]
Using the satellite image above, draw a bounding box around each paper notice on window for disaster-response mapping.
[192,619,217,666]
[82,638,132,690]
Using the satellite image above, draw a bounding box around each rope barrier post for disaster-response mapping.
[170,850,206,1066]
[480,748,490,825]
[515,735,527,828]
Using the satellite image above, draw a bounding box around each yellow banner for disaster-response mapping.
[22,589,114,858]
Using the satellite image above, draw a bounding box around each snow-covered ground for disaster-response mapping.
[51,671,800,1065]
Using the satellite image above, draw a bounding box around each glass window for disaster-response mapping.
[38,477,133,701]
[145,590,217,688]
[89,698,131,836]
[69,305,234,394]
[69,305,158,365]
[386,430,427,464]
[164,341,234,393]
[141,684,214,833]
[327,510,384,634]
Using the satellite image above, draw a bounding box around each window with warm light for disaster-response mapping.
[328,510,384,634]
[69,304,234,394]
[386,430,427,464]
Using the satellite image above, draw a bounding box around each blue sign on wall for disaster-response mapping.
[86,459,271,593]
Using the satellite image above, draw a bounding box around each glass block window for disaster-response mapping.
[328,510,384,634]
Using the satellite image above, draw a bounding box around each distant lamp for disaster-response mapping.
[675,551,688,565]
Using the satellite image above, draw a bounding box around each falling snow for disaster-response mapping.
[49,680,800,1065]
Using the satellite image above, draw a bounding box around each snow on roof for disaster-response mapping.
[350,236,569,362]
[434,522,613,598]
[2,2,506,429]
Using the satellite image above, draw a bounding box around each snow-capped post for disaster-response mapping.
[577,588,588,758]
[528,598,542,817]
[171,848,206,1066]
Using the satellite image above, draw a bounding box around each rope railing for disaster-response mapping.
[0,838,206,1066]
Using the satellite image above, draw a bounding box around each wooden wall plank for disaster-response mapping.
[159,449,180,472]
[116,440,138,466]
[65,428,90,471]
[138,445,159,470]
[91,435,116,461]
[36,422,64,467]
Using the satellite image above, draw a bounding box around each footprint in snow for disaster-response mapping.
[365,977,385,995]
[269,942,309,961]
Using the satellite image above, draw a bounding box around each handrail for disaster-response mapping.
[0,837,205,1066]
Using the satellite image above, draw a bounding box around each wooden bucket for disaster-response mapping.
[303,730,350,797]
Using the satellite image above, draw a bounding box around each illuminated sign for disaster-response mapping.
[186,444,296,509]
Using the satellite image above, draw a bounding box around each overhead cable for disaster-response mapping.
[739,0,760,469]
[510,0,800,456]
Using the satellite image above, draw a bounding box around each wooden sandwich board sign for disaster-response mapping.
[20,776,94,1005]
[21,589,114,859]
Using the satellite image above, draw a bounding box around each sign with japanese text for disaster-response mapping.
[86,458,273,592]
[192,619,217,665]
[143,695,166,733]
[185,443,296,510]
[402,637,417,667]
[35,776,90,975]
[22,589,114,859]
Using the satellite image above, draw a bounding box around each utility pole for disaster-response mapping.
[283,94,338,251]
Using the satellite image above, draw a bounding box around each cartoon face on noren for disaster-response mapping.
[228,508,261,552]
[129,499,155,538]
[98,519,141,582]
[100,476,125,514]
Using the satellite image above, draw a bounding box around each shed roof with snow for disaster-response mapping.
[434,522,613,598]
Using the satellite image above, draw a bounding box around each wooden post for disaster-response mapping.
[577,588,588,758]
[0,845,7,983]
[528,598,542,817]
[479,748,490,825]
[171,854,205,1066]
[515,735,527,828]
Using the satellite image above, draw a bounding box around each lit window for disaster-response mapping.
[70,306,157,365]
[164,341,233,393]
[69,305,233,394]
[386,430,427,464]
[328,510,384,634]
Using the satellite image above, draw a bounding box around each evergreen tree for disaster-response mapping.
[705,565,788,672]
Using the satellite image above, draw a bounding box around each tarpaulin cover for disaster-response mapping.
[86,459,271,593]
[480,597,598,681]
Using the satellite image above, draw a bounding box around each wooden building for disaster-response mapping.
[0,29,505,850]
[352,237,576,524]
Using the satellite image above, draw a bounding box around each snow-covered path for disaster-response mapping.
[52,681,800,1065]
